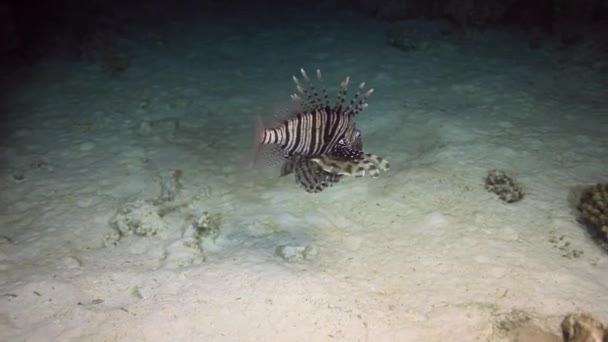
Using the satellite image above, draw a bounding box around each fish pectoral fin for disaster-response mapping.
[311,155,350,176]
[362,153,390,178]
[280,160,296,177]
[311,156,365,177]
[312,154,390,178]
[293,158,341,193]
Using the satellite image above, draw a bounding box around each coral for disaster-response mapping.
[105,200,168,246]
[104,173,214,247]
[562,313,607,342]
[191,211,221,244]
[156,211,222,268]
[158,169,183,202]
[484,169,525,203]
[576,183,608,249]
[275,245,318,262]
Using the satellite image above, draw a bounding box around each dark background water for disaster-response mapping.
[2,0,606,66]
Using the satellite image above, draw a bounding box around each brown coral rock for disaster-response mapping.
[561,313,607,342]
[577,183,608,248]
[484,169,525,203]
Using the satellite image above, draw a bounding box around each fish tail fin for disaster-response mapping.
[245,115,266,167]
[245,116,285,168]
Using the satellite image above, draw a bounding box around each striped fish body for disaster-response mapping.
[252,69,374,164]
[280,129,364,193]
[261,108,356,158]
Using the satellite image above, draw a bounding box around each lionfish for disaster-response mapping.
[280,128,364,193]
[252,69,390,193]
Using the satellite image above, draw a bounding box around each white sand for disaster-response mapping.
[1,7,607,342]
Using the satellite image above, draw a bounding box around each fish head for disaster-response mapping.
[337,128,363,151]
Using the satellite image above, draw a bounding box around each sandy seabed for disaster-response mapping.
[1,9,607,342]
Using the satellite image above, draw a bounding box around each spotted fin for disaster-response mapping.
[284,156,342,193]
[296,159,342,193]
[280,158,296,177]
[312,153,390,178]
[331,144,364,162]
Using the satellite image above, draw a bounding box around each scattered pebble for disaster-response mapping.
[60,256,82,269]
[275,245,318,262]
[10,171,25,182]
[426,211,448,228]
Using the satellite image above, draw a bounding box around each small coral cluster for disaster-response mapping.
[103,175,221,268]
[562,313,607,342]
[191,211,221,245]
[104,168,217,249]
[275,245,318,263]
[484,169,525,203]
[576,183,608,250]
[158,169,183,202]
[105,199,168,246]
